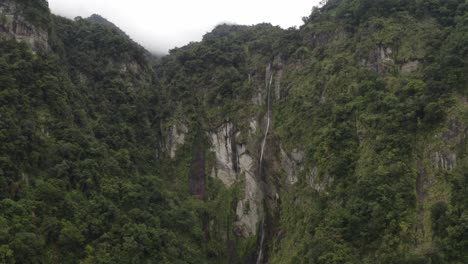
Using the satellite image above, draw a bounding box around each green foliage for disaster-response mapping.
[156,23,284,127]
[0,13,217,263]
[271,1,467,263]
[431,201,449,238]
[441,159,468,263]
[17,0,51,29]
[0,0,467,263]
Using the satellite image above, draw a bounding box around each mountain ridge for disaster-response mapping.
[0,0,466,263]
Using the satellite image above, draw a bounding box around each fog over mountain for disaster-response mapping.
[1,0,466,263]
[48,0,321,54]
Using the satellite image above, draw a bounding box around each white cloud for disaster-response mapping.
[48,0,321,54]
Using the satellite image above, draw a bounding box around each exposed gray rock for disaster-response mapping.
[431,151,457,171]
[235,139,263,237]
[280,146,305,185]
[306,167,332,193]
[210,122,238,186]
[307,31,334,48]
[291,149,305,163]
[249,119,258,134]
[366,46,394,73]
[281,148,298,184]
[166,124,188,159]
[235,168,263,237]
[252,60,283,105]
[275,69,283,101]
[0,0,49,51]
[252,91,264,105]
[401,60,419,74]
[429,117,465,171]
[209,122,264,237]
[273,56,284,100]
[120,62,140,74]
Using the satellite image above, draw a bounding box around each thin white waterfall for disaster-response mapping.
[259,72,273,170]
[256,67,273,264]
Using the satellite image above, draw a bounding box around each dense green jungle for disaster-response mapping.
[0,0,467,263]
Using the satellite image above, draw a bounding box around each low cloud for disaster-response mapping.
[48,0,320,54]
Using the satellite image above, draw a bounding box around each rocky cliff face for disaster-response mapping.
[0,0,466,263]
[208,121,264,237]
[0,0,48,51]
[165,123,188,159]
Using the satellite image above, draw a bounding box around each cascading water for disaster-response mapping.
[256,65,273,264]
[259,71,273,170]
[256,220,266,264]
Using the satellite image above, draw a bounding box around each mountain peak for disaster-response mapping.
[86,14,114,27]
[85,14,127,37]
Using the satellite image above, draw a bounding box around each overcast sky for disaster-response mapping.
[48,0,321,54]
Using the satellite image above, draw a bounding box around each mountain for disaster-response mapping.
[85,14,125,34]
[84,13,160,61]
[0,0,49,50]
[0,0,467,263]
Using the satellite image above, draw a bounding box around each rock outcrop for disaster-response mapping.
[210,122,238,186]
[280,147,304,185]
[365,45,394,73]
[235,143,263,237]
[166,123,188,159]
[401,60,419,74]
[209,121,264,237]
[0,0,49,51]
[429,116,466,171]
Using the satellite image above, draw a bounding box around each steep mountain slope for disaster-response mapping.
[0,0,467,263]
[84,14,158,61]
[0,0,49,50]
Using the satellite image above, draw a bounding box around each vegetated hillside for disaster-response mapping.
[0,0,467,263]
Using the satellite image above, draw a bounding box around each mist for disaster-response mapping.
[47,0,321,54]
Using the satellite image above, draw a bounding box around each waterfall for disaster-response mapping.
[259,72,273,170]
[256,219,266,264]
[256,66,273,264]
